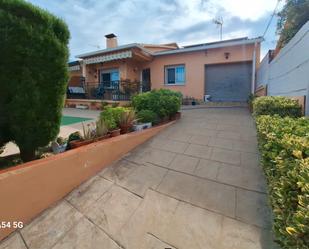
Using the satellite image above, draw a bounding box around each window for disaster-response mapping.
[101,68,119,88]
[165,65,185,85]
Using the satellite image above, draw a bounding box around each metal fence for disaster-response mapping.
[80,81,140,101]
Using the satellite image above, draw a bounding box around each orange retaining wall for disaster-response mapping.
[0,122,173,241]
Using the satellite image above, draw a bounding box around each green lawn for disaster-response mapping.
[61,116,92,126]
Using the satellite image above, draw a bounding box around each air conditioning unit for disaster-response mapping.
[204,95,211,102]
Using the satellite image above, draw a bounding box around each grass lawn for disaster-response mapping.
[61,116,92,126]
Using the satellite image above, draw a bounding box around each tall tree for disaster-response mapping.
[277,0,309,48]
[0,0,70,161]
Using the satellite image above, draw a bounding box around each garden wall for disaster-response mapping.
[256,21,309,115]
[0,122,173,241]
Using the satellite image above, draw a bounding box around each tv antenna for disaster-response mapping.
[213,17,223,40]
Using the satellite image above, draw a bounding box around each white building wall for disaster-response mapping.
[256,21,309,115]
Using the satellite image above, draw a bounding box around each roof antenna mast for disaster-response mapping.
[213,17,223,41]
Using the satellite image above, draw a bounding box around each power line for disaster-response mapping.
[262,0,282,38]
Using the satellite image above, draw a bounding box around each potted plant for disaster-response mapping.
[119,109,136,134]
[99,107,124,137]
[95,119,110,140]
[51,136,67,154]
[67,131,83,149]
[134,110,157,131]
[68,123,96,149]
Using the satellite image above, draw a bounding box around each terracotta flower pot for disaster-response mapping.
[95,134,111,141]
[109,129,121,137]
[69,139,93,149]
[120,124,132,134]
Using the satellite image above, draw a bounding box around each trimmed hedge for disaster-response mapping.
[253,96,302,117]
[132,89,182,119]
[256,115,309,248]
[0,0,70,161]
[137,110,158,124]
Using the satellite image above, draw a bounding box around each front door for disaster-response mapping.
[142,68,151,92]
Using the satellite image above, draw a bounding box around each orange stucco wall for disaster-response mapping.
[0,122,173,241]
[144,43,260,99]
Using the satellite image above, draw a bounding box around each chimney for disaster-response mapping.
[105,33,118,48]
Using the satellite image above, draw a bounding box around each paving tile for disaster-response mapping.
[117,164,167,196]
[184,144,212,159]
[149,137,189,153]
[117,190,179,249]
[169,154,199,174]
[217,131,241,140]
[167,130,192,142]
[236,189,271,228]
[241,152,260,168]
[194,159,220,179]
[158,171,236,217]
[157,171,197,202]
[0,233,27,249]
[135,148,176,167]
[209,137,234,150]
[143,234,176,249]
[21,201,82,249]
[158,202,223,249]
[217,165,267,192]
[100,160,139,183]
[51,218,121,249]
[188,134,211,146]
[211,148,241,165]
[85,185,142,237]
[193,178,236,217]
[66,176,113,212]
[219,217,269,249]
[233,140,258,153]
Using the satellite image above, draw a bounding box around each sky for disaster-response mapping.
[27,0,284,61]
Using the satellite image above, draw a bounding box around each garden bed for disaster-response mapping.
[0,121,175,241]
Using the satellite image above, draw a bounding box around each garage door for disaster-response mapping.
[205,62,252,102]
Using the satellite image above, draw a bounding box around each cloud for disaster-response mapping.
[26,0,281,60]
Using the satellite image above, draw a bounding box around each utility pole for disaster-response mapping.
[213,17,223,40]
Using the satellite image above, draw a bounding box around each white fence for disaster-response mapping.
[256,21,309,115]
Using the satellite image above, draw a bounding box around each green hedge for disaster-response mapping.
[253,96,302,117]
[256,115,309,248]
[0,0,70,161]
[132,89,182,119]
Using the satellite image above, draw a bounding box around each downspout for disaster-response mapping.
[251,42,257,94]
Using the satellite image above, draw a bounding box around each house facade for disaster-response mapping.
[67,33,262,104]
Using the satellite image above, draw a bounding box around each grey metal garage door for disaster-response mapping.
[205,62,252,102]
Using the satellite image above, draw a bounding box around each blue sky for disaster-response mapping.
[27,0,284,61]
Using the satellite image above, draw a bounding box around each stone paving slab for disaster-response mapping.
[0,107,277,249]
[0,233,27,249]
[20,201,83,249]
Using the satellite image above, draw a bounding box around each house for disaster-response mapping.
[66,33,262,108]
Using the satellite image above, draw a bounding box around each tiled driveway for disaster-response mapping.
[1,107,278,249]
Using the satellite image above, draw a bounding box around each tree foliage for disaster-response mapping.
[0,0,70,161]
[277,0,309,48]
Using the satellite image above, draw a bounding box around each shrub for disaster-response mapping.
[256,115,309,248]
[137,110,158,124]
[0,0,70,161]
[253,96,302,117]
[132,89,181,118]
[99,106,126,130]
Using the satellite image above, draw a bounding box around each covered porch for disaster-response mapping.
[67,46,152,102]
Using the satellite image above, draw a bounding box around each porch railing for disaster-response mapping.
[69,81,141,101]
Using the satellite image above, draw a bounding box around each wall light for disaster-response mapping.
[224,52,230,59]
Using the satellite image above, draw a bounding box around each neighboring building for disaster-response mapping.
[68,33,262,104]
